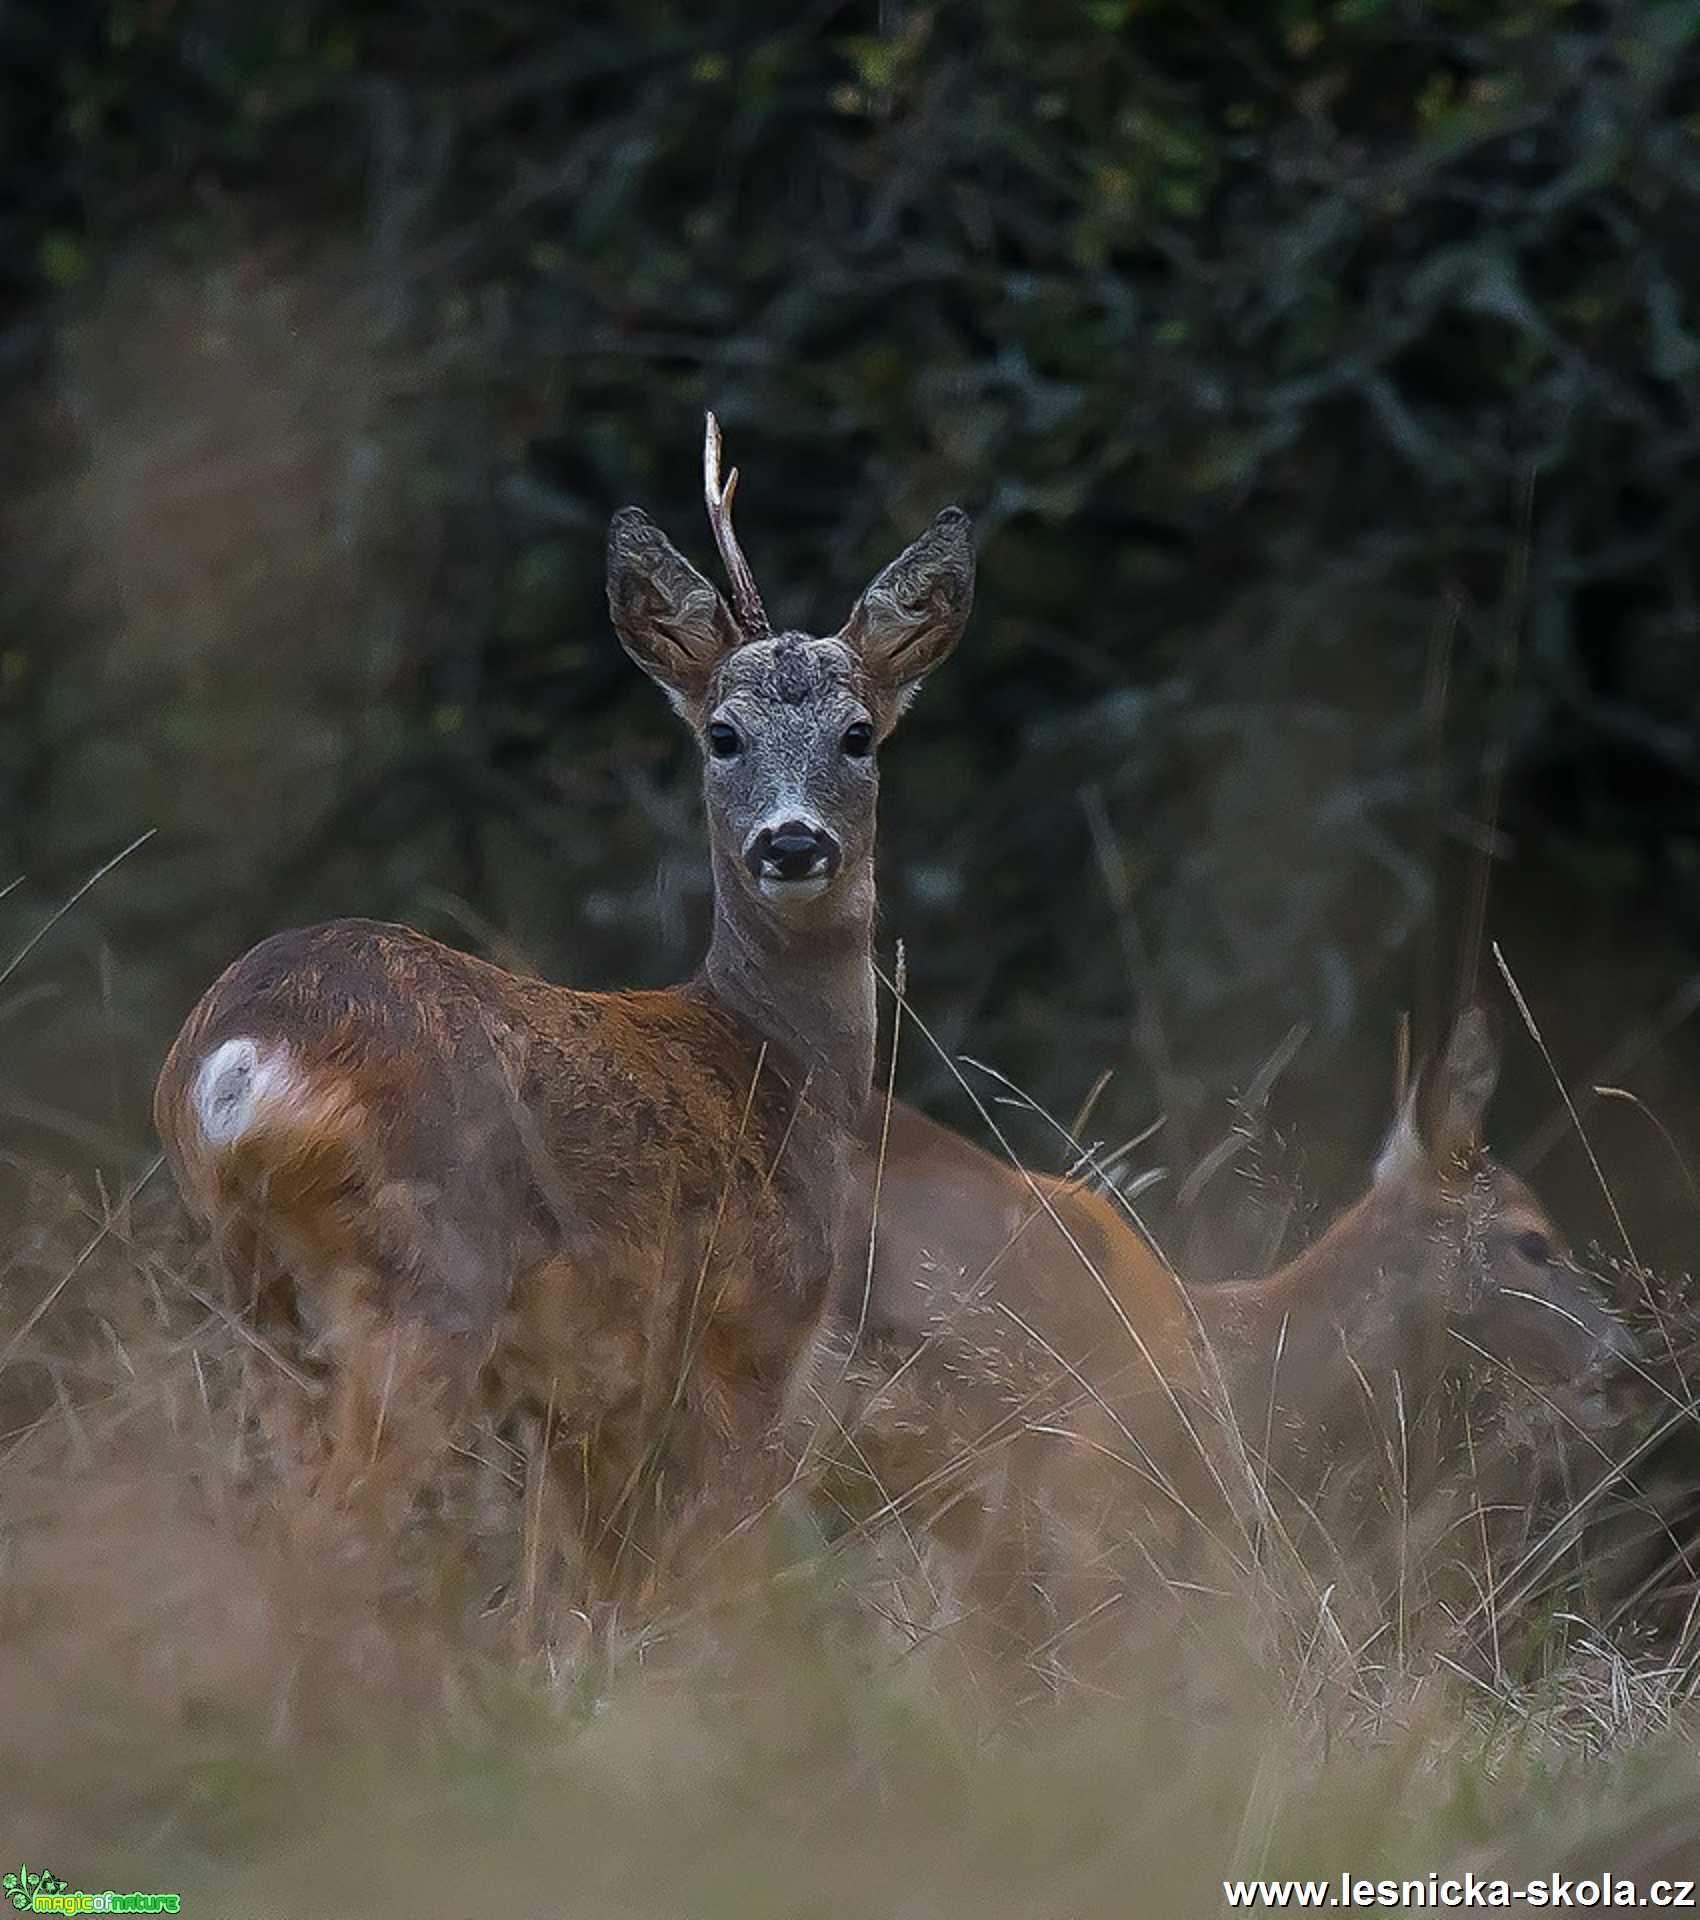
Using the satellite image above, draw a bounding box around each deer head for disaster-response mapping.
[607,414,974,935]
[1198,1013,1636,1459]
[1361,1008,1638,1424]
[1233,1009,1641,1437]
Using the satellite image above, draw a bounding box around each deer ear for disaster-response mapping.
[1426,1004,1500,1162]
[607,507,741,712]
[1375,1005,1501,1182]
[1373,1084,1426,1185]
[839,507,974,706]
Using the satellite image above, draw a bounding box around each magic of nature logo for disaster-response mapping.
[3,1867,180,1914]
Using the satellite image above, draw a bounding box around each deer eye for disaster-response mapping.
[1514,1229,1554,1266]
[707,721,742,759]
[842,720,875,759]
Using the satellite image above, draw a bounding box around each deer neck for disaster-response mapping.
[699,849,877,1132]
[1218,1186,1433,1407]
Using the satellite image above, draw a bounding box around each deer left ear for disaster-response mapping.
[839,507,974,712]
[1373,1084,1426,1186]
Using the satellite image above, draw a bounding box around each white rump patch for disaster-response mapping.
[190,1037,293,1147]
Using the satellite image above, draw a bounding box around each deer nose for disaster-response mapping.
[746,820,841,884]
[1577,1313,1649,1428]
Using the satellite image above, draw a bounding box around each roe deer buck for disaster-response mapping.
[820,1011,1639,1666]
[154,415,974,1602]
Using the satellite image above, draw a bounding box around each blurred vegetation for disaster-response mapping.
[1,0,1698,1274]
[0,1162,1697,1912]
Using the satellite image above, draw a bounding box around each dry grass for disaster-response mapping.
[4,1130,1700,1920]
[6,869,1700,1915]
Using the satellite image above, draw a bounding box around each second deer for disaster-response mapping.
[154,416,974,1606]
[819,1010,1641,1671]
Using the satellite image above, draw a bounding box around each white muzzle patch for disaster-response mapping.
[757,873,832,903]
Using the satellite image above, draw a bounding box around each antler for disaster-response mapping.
[703,411,769,642]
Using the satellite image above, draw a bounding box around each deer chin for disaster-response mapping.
[1570,1371,1648,1437]
[758,873,833,907]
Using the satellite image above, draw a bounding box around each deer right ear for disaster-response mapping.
[840,507,975,708]
[607,507,742,713]
[1425,1005,1501,1164]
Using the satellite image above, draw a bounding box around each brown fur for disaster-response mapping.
[155,919,833,1596]
[155,433,975,1617]
[823,1023,1640,1671]
[815,1101,1213,1678]
[1195,1012,1638,1450]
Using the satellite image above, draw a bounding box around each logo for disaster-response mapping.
[2,1869,180,1915]
[3,1873,63,1910]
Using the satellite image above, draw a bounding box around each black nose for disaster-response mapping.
[1587,1314,1645,1390]
[746,821,841,884]
[1574,1313,1650,1427]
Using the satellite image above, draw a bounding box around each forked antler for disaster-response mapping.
[703,411,769,642]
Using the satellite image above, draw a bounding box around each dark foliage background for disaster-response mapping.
[2,0,1697,1278]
